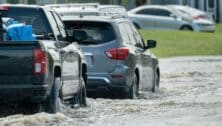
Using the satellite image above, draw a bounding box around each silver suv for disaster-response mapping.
[61,16,159,98]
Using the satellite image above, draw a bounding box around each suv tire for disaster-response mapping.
[47,77,62,113]
[79,78,87,107]
[72,78,87,108]
[128,73,138,99]
[152,71,159,93]
[181,25,193,31]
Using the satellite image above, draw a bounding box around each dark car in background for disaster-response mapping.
[0,5,87,113]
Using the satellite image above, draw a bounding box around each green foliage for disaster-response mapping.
[140,24,222,57]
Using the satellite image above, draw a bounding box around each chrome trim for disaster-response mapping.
[84,52,93,56]
[88,76,111,84]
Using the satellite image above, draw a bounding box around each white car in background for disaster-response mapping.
[128,5,215,32]
[168,5,213,21]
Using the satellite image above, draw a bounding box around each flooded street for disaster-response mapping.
[1,56,222,126]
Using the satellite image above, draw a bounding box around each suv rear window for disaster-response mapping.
[64,21,116,44]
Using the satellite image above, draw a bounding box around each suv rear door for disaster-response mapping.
[64,21,118,73]
[128,22,154,89]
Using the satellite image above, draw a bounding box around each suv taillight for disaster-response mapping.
[34,48,46,74]
[105,47,129,60]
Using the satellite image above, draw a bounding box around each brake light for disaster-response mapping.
[105,47,129,60]
[0,6,8,10]
[34,48,46,74]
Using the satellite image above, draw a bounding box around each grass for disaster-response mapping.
[140,24,222,57]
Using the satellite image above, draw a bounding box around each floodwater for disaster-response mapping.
[0,56,222,126]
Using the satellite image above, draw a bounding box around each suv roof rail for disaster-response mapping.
[99,12,127,19]
[111,14,126,19]
[48,3,100,9]
[73,12,126,19]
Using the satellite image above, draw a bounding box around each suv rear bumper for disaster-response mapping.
[0,84,48,103]
[86,75,131,96]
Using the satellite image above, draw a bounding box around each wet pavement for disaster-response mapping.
[0,56,222,126]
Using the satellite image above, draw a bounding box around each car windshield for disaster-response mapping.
[64,21,116,44]
[1,7,50,36]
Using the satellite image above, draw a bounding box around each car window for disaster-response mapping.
[137,8,171,17]
[124,23,137,46]
[46,11,60,39]
[118,22,130,44]
[64,21,116,45]
[6,7,50,35]
[155,9,171,16]
[129,22,144,48]
[51,12,67,40]
[136,8,156,15]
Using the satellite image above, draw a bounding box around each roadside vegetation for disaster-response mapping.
[140,24,222,57]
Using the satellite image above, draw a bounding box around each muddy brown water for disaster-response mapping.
[0,56,222,126]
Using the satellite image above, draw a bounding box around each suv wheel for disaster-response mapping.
[47,77,62,113]
[72,78,87,108]
[79,78,87,107]
[181,26,193,31]
[128,73,138,99]
[152,71,159,93]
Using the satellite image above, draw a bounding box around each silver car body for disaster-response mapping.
[128,5,215,32]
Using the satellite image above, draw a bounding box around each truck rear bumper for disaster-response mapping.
[0,84,48,103]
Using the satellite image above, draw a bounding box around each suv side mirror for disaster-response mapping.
[145,40,157,49]
[73,29,87,42]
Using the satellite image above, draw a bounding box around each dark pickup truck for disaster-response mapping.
[0,5,87,113]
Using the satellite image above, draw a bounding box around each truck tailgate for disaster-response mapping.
[0,42,38,75]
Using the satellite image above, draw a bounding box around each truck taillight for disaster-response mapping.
[0,6,8,10]
[105,47,129,60]
[34,48,46,74]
